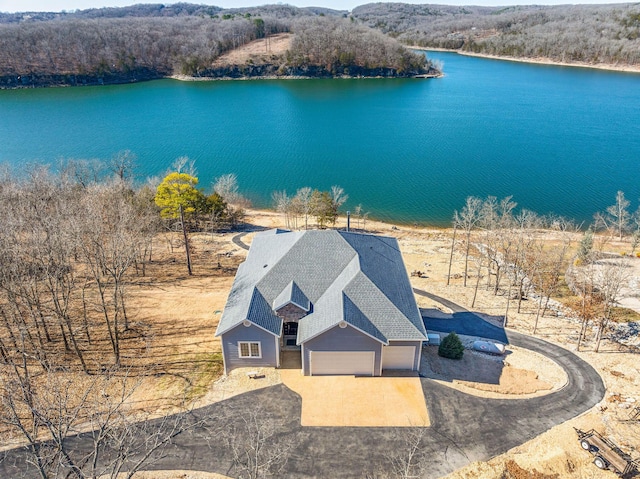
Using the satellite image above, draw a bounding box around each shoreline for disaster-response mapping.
[243,207,451,231]
[0,70,439,90]
[169,72,441,83]
[411,45,640,74]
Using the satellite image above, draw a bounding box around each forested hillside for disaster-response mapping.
[2,1,639,79]
[288,16,427,73]
[0,13,291,85]
[0,3,344,23]
[0,3,223,22]
[353,3,640,66]
[0,4,430,87]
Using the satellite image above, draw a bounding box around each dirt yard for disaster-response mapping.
[212,33,291,67]
[6,207,637,478]
[220,209,640,478]
[421,344,567,399]
[106,209,640,478]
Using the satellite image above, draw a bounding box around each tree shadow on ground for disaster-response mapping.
[423,311,509,344]
[420,346,505,385]
[415,289,509,344]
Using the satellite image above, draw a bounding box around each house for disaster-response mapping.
[215,229,428,376]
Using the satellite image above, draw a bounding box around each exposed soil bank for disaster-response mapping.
[411,45,640,74]
[0,64,437,89]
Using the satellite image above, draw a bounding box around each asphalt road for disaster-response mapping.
[231,232,250,251]
[415,288,509,343]
[1,300,605,479]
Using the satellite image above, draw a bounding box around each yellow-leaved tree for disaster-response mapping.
[155,171,205,275]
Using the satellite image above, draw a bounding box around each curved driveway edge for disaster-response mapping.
[423,329,606,467]
[0,314,606,479]
[231,232,250,250]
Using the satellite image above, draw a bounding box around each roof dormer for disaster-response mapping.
[273,281,310,321]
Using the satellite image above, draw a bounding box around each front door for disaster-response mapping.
[284,322,298,336]
[283,322,299,347]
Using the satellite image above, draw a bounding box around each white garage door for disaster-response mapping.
[382,346,416,370]
[310,351,375,376]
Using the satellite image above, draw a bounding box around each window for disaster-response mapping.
[238,341,261,358]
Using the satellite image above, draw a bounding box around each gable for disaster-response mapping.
[273,280,311,313]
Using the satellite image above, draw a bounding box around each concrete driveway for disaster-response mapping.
[281,369,430,427]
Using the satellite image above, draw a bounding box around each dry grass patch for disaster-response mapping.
[212,33,291,66]
[119,233,243,411]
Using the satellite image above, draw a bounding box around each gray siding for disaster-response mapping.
[302,324,382,376]
[386,340,423,370]
[221,323,279,374]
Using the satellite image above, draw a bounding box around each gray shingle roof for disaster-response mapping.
[215,229,427,342]
[273,281,311,312]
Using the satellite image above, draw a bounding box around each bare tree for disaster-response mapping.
[213,173,242,205]
[75,181,144,365]
[593,258,631,352]
[330,185,348,208]
[377,426,429,479]
[109,150,136,181]
[59,158,105,188]
[353,204,371,231]
[388,428,429,479]
[293,187,313,230]
[1,363,199,479]
[530,218,576,333]
[478,196,500,292]
[570,261,599,352]
[514,210,542,313]
[594,190,631,241]
[330,185,349,226]
[456,196,482,287]
[631,206,640,254]
[493,196,517,296]
[213,173,247,229]
[222,405,298,479]
[446,219,458,287]
[130,184,162,276]
[171,156,197,177]
[470,247,485,308]
[272,190,292,229]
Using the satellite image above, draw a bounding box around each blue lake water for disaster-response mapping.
[1,51,639,226]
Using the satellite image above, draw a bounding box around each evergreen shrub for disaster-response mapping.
[438,332,464,360]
